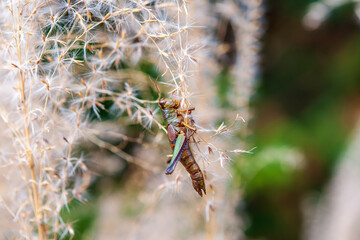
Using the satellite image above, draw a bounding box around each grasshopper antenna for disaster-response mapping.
[153,75,164,101]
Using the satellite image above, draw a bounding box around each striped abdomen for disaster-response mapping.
[170,139,206,197]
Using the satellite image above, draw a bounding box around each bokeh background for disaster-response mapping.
[234,0,360,239]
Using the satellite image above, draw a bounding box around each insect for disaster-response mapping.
[157,86,206,197]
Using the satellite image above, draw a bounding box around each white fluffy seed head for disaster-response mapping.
[0,0,262,238]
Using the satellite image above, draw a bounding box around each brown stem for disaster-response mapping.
[12,1,45,236]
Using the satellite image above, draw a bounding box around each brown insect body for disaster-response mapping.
[169,136,206,196]
[159,98,206,197]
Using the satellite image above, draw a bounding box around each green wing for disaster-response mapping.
[165,133,187,175]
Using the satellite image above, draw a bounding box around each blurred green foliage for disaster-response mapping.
[232,0,360,239]
[215,70,235,109]
[60,199,98,240]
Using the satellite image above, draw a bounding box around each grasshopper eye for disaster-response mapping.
[159,99,166,107]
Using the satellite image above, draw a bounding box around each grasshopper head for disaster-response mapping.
[159,98,180,109]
